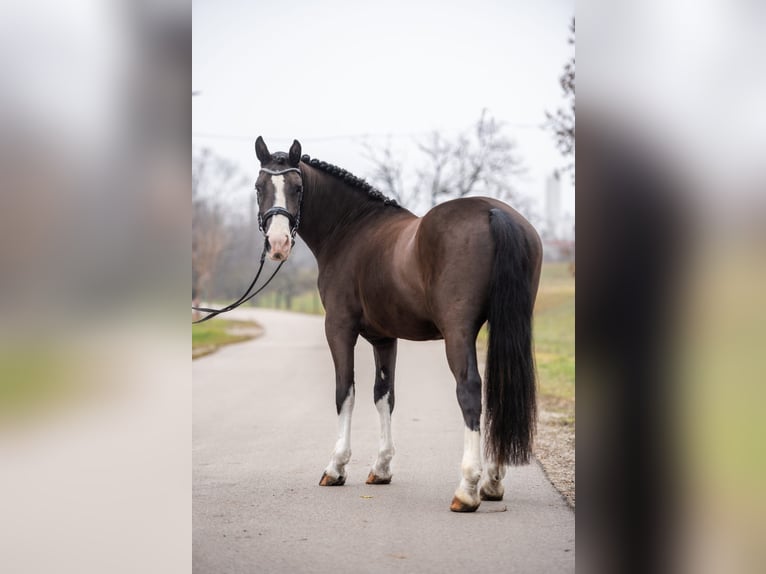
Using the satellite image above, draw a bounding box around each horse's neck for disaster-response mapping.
[297,166,386,262]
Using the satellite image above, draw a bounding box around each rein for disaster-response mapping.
[191,165,302,324]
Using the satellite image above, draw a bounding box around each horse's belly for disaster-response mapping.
[360,306,442,341]
[358,220,441,340]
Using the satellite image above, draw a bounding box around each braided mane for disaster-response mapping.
[300,154,400,208]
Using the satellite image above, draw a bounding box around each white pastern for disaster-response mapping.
[267,175,291,243]
[480,460,507,499]
[324,387,355,479]
[454,428,482,505]
[371,392,395,478]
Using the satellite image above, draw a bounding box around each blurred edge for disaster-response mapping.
[578,2,766,573]
[0,1,190,573]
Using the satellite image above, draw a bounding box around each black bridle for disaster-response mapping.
[191,165,303,324]
[257,166,303,244]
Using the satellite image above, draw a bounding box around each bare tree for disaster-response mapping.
[192,148,247,203]
[192,200,226,310]
[365,110,525,213]
[362,139,410,205]
[192,147,248,309]
[546,17,575,182]
[439,110,524,204]
[415,131,453,208]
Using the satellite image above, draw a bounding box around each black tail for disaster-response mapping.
[484,208,537,466]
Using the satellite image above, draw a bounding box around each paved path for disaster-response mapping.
[193,309,574,573]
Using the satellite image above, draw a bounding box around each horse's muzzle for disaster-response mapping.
[267,233,291,261]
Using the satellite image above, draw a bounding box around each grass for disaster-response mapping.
[192,319,262,359]
[531,263,576,421]
[478,262,575,417]
[254,290,324,315]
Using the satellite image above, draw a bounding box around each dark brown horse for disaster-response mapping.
[254,136,542,512]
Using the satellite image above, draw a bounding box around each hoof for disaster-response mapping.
[480,487,504,501]
[319,472,346,486]
[366,471,392,485]
[450,495,480,513]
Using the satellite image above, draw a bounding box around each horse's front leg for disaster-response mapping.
[367,338,397,485]
[319,321,358,486]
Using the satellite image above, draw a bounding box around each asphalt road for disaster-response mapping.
[193,309,574,573]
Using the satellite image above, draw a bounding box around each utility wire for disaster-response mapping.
[192,122,544,143]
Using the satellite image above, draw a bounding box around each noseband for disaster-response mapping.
[257,166,303,243]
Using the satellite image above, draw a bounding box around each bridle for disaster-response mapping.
[191,164,304,324]
[257,166,303,244]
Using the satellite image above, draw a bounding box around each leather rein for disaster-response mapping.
[191,166,303,324]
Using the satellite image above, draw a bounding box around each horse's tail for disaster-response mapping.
[484,208,537,467]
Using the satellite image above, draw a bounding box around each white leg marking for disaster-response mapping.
[266,175,292,245]
[480,460,507,499]
[453,428,482,506]
[324,387,355,479]
[371,392,395,479]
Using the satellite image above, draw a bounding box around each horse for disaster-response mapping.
[253,136,542,512]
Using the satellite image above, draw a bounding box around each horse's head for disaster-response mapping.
[254,136,303,261]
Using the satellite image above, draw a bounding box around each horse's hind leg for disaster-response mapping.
[367,338,397,485]
[480,461,506,501]
[445,333,483,512]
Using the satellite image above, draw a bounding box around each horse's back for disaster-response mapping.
[352,197,540,341]
[419,196,540,246]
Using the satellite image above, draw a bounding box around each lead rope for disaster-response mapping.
[191,238,285,324]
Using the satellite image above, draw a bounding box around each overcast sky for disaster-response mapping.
[193,0,575,217]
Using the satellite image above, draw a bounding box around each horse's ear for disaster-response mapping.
[255,136,271,165]
[288,140,302,167]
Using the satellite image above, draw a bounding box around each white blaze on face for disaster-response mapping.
[266,175,292,257]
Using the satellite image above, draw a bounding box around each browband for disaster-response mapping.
[259,167,302,176]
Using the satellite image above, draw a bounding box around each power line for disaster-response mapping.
[192,122,544,143]
[192,131,421,143]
